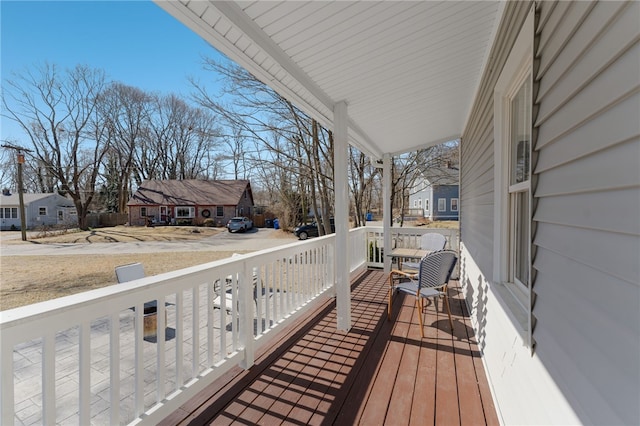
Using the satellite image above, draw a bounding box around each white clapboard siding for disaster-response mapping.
[460,1,640,425]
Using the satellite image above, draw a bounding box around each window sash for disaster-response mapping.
[175,207,195,218]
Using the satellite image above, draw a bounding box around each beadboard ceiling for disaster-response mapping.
[155,1,505,159]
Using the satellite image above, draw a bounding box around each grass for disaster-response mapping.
[0,251,243,311]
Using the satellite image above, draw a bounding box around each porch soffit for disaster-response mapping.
[155,1,504,159]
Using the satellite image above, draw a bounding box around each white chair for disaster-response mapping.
[213,277,236,314]
[115,262,167,339]
[213,253,269,314]
[115,263,158,314]
[401,233,447,270]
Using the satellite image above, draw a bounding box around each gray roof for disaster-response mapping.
[0,193,74,206]
[128,180,252,206]
[423,167,459,186]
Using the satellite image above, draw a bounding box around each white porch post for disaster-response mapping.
[382,154,392,274]
[334,100,351,331]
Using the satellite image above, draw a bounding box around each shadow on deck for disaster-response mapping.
[161,269,498,425]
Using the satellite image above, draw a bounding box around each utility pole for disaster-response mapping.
[2,143,32,241]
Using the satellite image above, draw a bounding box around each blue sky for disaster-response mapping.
[1,0,226,143]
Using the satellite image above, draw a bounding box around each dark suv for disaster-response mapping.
[293,218,335,240]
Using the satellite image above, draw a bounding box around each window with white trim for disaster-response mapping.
[1,207,18,218]
[451,198,459,212]
[438,198,446,212]
[425,199,429,211]
[38,207,47,216]
[493,6,534,346]
[175,206,195,218]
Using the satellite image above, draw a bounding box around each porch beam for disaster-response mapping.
[334,101,351,331]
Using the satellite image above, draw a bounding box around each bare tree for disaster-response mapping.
[97,82,151,212]
[145,94,221,182]
[191,59,335,230]
[349,146,380,227]
[2,63,109,230]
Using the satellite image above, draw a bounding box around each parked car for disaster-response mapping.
[294,218,335,240]
[226,216,253,232]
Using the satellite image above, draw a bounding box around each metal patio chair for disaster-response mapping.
[388,250,457,337]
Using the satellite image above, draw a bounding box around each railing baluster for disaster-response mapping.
[42,334,55,425]
[157,295,166,401]
[110,312,120,425]
[231,276,238,350]
[206,284,213,367]
[1,340,14,424]
[176,291,184,386]
[79,321,90,424]
[192,286,200,379]
[135,304,143,416]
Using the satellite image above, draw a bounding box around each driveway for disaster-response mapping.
[1,227,299,256]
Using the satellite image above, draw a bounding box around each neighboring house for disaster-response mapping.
[0,191,77,230]
[409,167,459,220]
[127,179,254,226]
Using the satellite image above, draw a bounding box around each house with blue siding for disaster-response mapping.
[408,167,459,220]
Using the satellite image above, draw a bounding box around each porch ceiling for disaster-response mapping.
[155,1,505,159]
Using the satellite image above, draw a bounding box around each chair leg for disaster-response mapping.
[416,297,425,338]
[442,288,453,331]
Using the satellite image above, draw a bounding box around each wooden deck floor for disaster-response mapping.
[161,269,499,426]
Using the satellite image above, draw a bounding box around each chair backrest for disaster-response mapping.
[115,262,145,283]
[419,233,447,251]
[418,250,458,289]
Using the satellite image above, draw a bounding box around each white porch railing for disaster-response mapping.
[0,225,455,425]
[364,225,459,268]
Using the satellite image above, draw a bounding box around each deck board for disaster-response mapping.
[160,270,498,426]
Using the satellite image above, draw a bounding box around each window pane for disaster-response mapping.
[513,191,530,287]
[510,78,531,185]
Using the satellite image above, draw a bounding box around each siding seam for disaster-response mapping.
[533,216,640,238]
[536,1,631,101]
[535,34,640,127]
[536,85,640,149]
[535,135,639,174]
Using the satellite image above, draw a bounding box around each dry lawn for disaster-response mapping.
[0,225,240,311]
[0,251,244,311]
